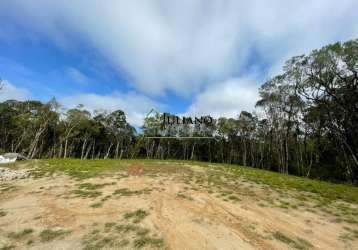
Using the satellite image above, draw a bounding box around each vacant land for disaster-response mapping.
[0,160,357,250]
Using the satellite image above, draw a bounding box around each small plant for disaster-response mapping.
[8,228,34,239]
[40,229,71,242]
[177,192,193,200]
[227,195,241,202]
[272,231,313,249]
[124,209,149,223]
[71,189,102,198]
[0,210,7,217]
[0,245,15,250]
[113,188,151,197]
[273,231,296,244]
[78,182,114,190]
[90,202,103,208]
[115,224,139,233]
[104,222,116,228]
[133,236,164,248]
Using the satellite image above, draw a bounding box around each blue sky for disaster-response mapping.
[0,0,357,126]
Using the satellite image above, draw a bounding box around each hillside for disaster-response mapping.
[0,160,357,249]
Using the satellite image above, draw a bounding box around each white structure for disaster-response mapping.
[0,153,27,164]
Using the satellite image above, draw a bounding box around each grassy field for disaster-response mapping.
[18,159,358,203]
[1,159,358,250]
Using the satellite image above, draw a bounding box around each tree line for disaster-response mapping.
[0,39,357,183]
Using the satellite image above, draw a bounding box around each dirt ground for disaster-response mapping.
[0,162,357,250]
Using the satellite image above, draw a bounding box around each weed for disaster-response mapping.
[340,227,358,241]
[0,184,16,192]
[136,228,150,236]
[104,222,116,228]
[0,210,7,217]
[8,228,34,239]
[177,192,193,200]
[133,236,164,249]
[115,224,139,233]
[124,209,149,223]
[113,188,151,197]
[273,231,313,249]
[78,182,114,190]
[273,231,296,244]
[0,245,15,250]
[90,202,102,208]
[39,229,71,242]
[71,189,102,198]
[227,195,241,202]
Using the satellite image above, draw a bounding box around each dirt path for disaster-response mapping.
[0,163,357,250]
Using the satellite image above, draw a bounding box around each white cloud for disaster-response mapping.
[1,0,357,117]
[184,75,259,118]
[1,0,357,98]
[60,91,161,127]
[66,67,91,85]
[0,80,31,102]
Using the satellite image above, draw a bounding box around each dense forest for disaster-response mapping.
[1,39,357,183]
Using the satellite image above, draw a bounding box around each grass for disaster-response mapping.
[340,226,358,241]
[177,192,193,200]
[0,245,15,250]
[134,236,164,248]
[83,236,117,250]
[8,228,34,239]
[78,182,115,190]
[6,158,357,204]
[220,163,358,204]
[273,231,313,249]
[83,219,164,250]
[28,159,130,180]
[90,202,103,208]
[71,189,102,198]
[113,187,151,197]
[0,210,7,217]
[124,209,149,223]
[5,159,358,225]
[39,229,72,242]
[0,183,17,193]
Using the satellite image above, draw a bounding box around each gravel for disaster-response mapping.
[0,167,31,181]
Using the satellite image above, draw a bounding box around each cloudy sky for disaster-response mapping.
[0,0,357,126]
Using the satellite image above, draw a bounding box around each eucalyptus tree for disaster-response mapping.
[294,40,358,181]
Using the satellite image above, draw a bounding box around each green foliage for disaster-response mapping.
[123,209,149,223]
[0,245,15,250]
[1,38,358,185]
[8,229,34,239]
[272,231,313,249]
[39,229,71,242]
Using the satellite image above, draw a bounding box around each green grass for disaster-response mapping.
[7,159,358,204]
[340,226,358,241]
[83,220,164,250]
[8,228,34,239]
[124,209,149,223]
[133,236,164,249]
[90,202,103,208]
[0,183,17,193]
[113,188,151,197]
[177,192,193,200]
[0,245,15,250]
[78,182,115,190]
[272,231,313,249]
[0,210,7,217]
[39,229,72,242]
[71,189,102,198]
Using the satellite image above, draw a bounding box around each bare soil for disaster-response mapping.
[0,163,357,250]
